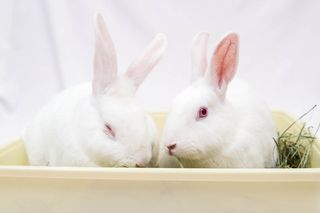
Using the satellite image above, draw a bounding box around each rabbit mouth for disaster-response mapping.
[114,157,147,168]
[114,161,133,168]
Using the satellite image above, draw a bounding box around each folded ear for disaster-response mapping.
[207,33,239,97]
[126,34,167,90]
[92,13,118,95]
[191,32,209,81]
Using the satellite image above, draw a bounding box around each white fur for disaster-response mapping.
[160,33,278,168]
[23,14,167,167]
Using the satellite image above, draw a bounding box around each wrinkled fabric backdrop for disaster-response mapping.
[0,0,319,144]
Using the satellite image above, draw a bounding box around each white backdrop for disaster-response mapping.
[0,0,319,144]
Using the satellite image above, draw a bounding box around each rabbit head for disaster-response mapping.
[162,32,239,166]
[79,14,167,167]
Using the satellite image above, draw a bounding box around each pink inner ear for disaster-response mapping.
[92,14,118,94]
[213,33,239,88]
[126,34,167,88]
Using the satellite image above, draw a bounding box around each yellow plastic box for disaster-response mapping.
[0,112,319,213]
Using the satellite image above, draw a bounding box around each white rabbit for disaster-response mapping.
[23,14,167,167]
[160,32,277,168]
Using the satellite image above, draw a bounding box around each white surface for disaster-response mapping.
[0,0,320,144]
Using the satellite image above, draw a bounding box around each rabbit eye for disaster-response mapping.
[197,107,208,120]
[104,123,115,138]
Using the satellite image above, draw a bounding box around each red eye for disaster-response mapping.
[197,107,208,120]
[104,123,115,138]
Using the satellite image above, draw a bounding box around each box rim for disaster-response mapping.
[0,166,320,182]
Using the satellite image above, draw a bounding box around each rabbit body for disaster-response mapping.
[160,33,277,168]
[24,81,158,167]
[23,14,167,167]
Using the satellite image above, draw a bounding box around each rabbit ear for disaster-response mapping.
[92,13,118,95]
[126,34,167,89]
[208,33,239,96]
[191,32,209,81]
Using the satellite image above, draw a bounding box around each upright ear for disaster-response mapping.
[207,33,239,97]
[126,34,167,90]
[191,32,209,81]
[92,13,118,95]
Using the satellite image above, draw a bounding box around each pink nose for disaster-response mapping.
[166,143,176,155]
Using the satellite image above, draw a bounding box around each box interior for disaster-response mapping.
[0,111,319,168]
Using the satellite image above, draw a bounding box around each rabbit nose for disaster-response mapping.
[166,143,176,156]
